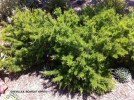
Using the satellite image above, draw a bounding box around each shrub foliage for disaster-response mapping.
[1,8,134,94]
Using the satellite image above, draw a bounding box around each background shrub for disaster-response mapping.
[104,0,126,13]
[43,0,70,12]
[22,0,70,12]
[0,0,19,20]
[89,0,126,14]
[0,0,70,20]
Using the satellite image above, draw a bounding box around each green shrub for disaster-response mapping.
[0,9,52,72]
[81,0,126,20]
[2,8,134,94]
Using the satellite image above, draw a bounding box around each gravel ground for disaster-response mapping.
[0,72,134,100]
[0,72,98,100]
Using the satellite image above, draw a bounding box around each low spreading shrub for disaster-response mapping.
[0,9,52,72]
[1,7,134,94]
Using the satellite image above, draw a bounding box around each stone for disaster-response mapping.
[0,79,8,94]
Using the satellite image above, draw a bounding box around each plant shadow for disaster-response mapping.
[41,75,100,100]
[0,65,42,82]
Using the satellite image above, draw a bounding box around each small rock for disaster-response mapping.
[0,79,8,94]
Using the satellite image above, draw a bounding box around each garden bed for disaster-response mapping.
[0,0,134,99]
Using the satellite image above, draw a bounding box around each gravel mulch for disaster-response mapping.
[0,72,98,100]
[0,72,134,100]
